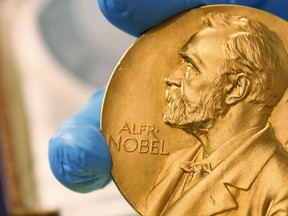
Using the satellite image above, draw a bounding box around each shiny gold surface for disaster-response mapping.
[101,5,288,215]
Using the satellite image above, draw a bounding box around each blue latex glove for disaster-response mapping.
[98,0,288,36]
[49,0,288,193]
[49,87,111,192]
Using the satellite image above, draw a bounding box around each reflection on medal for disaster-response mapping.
[101,5,288,215]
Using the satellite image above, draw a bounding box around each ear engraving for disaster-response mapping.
[225,75,251,105]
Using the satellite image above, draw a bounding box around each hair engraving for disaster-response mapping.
[145,13,288,215]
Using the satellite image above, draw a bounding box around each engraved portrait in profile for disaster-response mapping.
[145,13,288,215]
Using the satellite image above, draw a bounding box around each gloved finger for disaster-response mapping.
[251,0,288,20]
[97,0,288,37]
[49,87,112,193]
[97,0,207,37]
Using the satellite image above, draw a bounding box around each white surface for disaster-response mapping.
[38,0,136,86]
[8,0,137,215]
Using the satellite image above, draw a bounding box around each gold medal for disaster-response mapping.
[101,5,288,215]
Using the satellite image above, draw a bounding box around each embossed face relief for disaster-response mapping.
[163,28,229,134]
[102,7,288,216]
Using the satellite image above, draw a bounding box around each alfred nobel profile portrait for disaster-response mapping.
[145,13,288,215]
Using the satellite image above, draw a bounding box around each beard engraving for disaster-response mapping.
[163,75,228,135]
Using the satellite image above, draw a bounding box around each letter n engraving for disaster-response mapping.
[109,135,121,151]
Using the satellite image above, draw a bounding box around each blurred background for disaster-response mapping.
[0,0,137,215]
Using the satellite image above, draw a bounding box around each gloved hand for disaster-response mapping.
[49,87,111,192]
[98,0,288,37]
[49,0,288,193]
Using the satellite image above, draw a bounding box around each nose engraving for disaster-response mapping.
[165,64,185,87]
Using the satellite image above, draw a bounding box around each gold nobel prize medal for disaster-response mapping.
[101,5,288,215]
